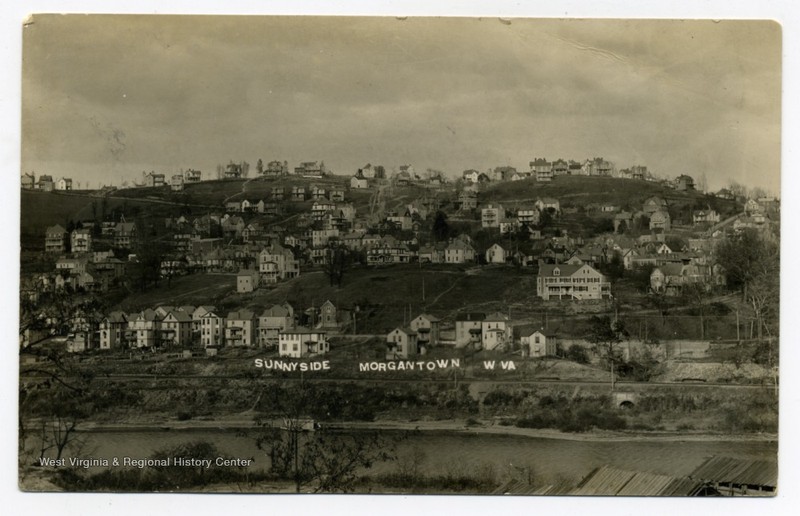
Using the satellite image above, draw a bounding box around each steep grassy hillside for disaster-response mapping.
[209,265,544,334]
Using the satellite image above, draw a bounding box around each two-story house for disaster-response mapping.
[386,327,418,360]
[278,327,329,358]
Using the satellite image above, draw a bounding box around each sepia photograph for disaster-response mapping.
[15,12,782,500]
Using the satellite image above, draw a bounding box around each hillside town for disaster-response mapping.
[17,15,782,498]
[20,158,779,361]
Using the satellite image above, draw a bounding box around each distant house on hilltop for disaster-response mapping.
[145,172,165,187]
[185,169,202,182]
[675,174,695,191]
[350,174,369,189]
[170,174,184,191]
[55,177,73,191]
[264,160,289,176]
[530,158,552,182]
[21,172,35,189]
[295,161,325,177]
[38,175,54,192]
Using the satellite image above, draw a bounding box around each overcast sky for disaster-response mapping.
[21,16,781,193]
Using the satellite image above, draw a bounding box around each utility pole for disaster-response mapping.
[736,309,740,341]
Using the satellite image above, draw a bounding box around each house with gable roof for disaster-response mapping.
[455,312,485,348]
[642,196,668,215]
[200,310,225,348]
[486,243,508,264]
[521,329,558,358]
[38,175,54,191]
[409,314,441,348]
[21,172,35,189]
[160,310,194,347]
[482,312,512,351]
[259,243,299,282]
[56,177,73,191]
[129,309,161,348]
[99,311,128,350]
[386,327,418,360]
[259,303,295,347]
[445,239,475,264]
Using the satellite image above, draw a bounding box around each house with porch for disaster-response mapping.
[45,224,68,253]
[482,312,512,351]
[99,311,128,350]
[185,169,202,182]
[409,314,440,348]
[278,327,329,358]
[386,327,419,360]
[455,313,485,348]
[70,228,92,253]
[259,304,294,347]
[536,263,611,301]
[129,309,161,348]
[520,329,558,358]
[160,310,194,347]
[225,310,257,347]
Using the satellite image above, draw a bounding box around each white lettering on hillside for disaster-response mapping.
[483,360,516,370]
[358,359,461,372]
[254,359,330,372]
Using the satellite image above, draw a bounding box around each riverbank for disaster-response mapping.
[73,414,777,443]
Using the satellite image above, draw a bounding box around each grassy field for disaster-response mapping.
[112,273,236,312]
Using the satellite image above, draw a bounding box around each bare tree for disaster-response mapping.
[253,383,397,493]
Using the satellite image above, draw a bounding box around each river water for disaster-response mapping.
[53,428,776,488]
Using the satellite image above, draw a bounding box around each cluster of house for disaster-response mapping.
[141,169,203,191]
[456,159,695,191]
[35,223,134,292]
[462,158,618,183]
[62,300,570,363]
[386,311,559,360]
[223,186,347,213]
[22,173,74,192]
[70,300,353,356]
